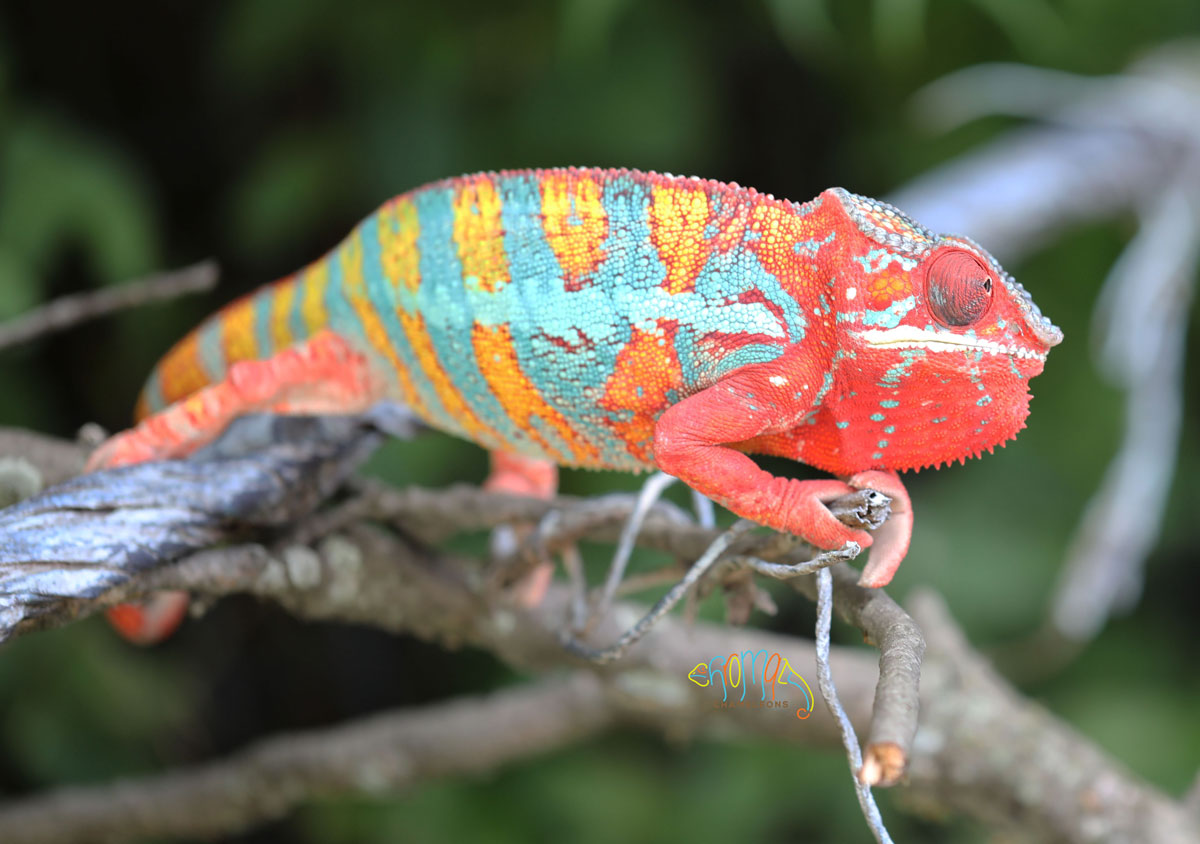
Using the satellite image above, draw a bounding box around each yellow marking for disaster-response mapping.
[269,277,297,350]
[220,295,259,365]
[338,232,425,414]
[651,184,710,295]
[540,172,608,289]
[452,175,510,294]
[378,196,421,293]
[300,260,330,335]
[471,322,598,465]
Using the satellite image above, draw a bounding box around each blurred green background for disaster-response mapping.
[1,1,1198,841]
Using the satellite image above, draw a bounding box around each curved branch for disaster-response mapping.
[0,526,1193,842]
[791,564,924,788]
[0,673,615,844]
[0,261,218,352]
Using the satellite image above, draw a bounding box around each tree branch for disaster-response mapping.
[791,563,924,788]
[0,673,615,844]
[0,519,1194,842]
[0,261,218,352]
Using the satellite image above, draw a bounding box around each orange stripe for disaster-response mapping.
[378,197,421,293]
[471,321,598,464]
[599,320,683,462]
[540,172,608,290]
[397,310,505,448]
[452,175,510,294]
[338,232,425,414]
[156,331,212,408]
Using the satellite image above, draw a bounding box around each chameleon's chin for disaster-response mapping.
[806,342,1039,475]
[898,388,1032,472]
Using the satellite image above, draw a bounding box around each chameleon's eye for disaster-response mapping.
[925,251,993,327]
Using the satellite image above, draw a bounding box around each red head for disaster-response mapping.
[795,188,1063,475]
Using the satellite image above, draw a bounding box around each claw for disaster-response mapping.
[104,591,190,646]
[785,479,874,553]
[846,470,912,588]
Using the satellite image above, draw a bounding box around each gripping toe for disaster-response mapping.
[846,470,912,588]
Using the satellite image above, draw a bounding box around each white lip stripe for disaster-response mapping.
[859,326,1048,361]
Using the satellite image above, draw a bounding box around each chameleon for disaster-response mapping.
[88,167,1062,642]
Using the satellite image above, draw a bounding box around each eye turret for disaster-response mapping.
[925,250,993,327]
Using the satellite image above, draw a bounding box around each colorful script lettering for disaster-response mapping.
[687,650,814,719]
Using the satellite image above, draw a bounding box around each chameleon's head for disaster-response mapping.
[810,188,1063,472]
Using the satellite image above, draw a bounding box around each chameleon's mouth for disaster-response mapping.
[858,326,1049,361]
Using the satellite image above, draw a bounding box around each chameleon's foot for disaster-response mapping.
[485,451,559,607]
[90,331,382,644]
[780,478,876,553]
[847,469,912,588]
[105,591,190,646]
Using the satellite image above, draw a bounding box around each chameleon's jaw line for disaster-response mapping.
[858,326,1050,361]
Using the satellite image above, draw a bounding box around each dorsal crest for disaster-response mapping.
[829,188,936,256]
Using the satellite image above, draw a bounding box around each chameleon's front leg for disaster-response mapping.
[651,358,912,587]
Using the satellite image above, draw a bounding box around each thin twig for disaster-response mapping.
[0,673,613,844]
[613,565,685,596]
[690,487,716,528]
[737,547,859,579]
[560,544,589,631]
[792,565,925,788]
[582,470,678,633]
[814,567,894,844]
[561,519,756,663]
[1052,165,1199,640]
[0,261,218,351]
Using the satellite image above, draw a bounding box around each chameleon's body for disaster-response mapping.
[92,168,1061,640]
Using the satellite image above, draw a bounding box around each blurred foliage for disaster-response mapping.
[0,1,1198,842]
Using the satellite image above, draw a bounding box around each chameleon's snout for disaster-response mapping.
[1006,275,1063,348]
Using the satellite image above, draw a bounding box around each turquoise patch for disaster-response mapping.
[853,248,918,273]
[794,230,835,256]
[862,296,916,329]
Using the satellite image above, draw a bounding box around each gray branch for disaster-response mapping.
[0,673,615,844]
[791,563,924,788]
[0,261,218,352]
[0,516,1194,843]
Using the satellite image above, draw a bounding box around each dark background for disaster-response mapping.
[1,2,1197,841]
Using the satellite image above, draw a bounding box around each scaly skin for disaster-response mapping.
[89,167,1062,641]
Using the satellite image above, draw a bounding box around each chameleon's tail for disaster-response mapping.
[134,263,330,421]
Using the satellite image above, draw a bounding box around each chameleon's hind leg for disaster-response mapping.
[485,450,559,606]
[90,331,384,643]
